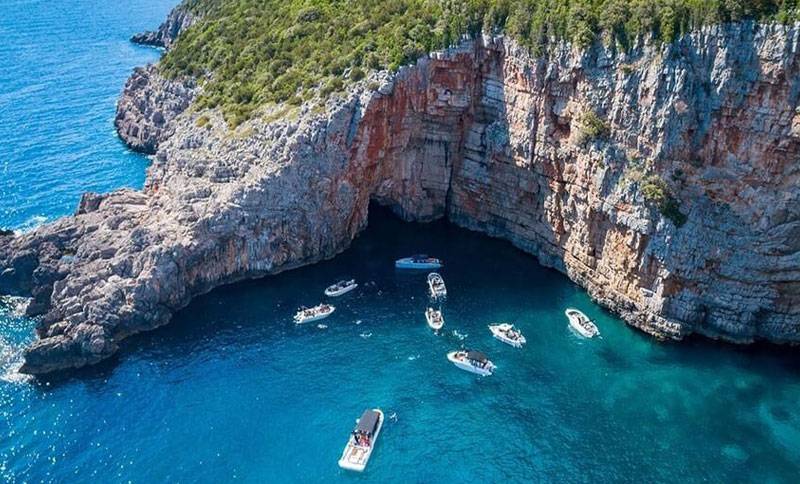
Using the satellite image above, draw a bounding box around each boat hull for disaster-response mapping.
[338,409,384,472]
[446,351,494,376]
[427,273,447,299]
[565,309,598,338]
[324,283,357,297]
[489,325,526,348]
[395,258,442,270]
[294,307,335,324]
[426,310,443,331]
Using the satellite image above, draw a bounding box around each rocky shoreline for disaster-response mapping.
[2,10,800,374]
[129,4,196,49]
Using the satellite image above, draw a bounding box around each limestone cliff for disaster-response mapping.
[117,5,198,154]
[3,21,800,374]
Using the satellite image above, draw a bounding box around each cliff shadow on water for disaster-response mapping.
[27,203,800,389]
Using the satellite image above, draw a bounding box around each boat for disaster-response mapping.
[488,323,526,348]
[427,272,447,299]
[338,408,384,472]
[394,254,443,270]
[324,279,358,297]
[425,307,444,331]
[446,349,495,376]
[293,304,335,324]
[565,308,599,338]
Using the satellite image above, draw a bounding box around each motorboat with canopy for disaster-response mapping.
[395,254,443,270]
[565,308,599,338]
[446,349,495,376]
[338,408,384,472]
[488,323,526,348]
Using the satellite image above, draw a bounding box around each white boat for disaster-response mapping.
[446,350,495,376]
[565,308,599,338]
[293,304,335,324]
[427,272,447,299]
[488,323,526,348]
[425,307,444,331]
[324,279,358,297]
[395,254,443,270]
[338,408,384,472]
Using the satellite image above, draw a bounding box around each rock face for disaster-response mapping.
[114,66,197,154]
[4,22,800,374]
[130,4,196,49]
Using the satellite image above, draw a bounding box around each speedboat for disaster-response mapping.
[395,254,443,270]
[427,272,447,299]
[338,408,384,472]
[293,304,335,324]
[446,349,495,376]
[565,308,599,338]
[324,279,358,297]
[488,323,526,348]
[425,307,444,331]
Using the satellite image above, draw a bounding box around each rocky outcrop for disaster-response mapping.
[130,4,196,49]
[4,22,800,374]
[114,66,197,154]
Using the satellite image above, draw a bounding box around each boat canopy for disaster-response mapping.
[355,410,381,435]
[466,350,488,362]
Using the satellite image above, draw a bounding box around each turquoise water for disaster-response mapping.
[2,1,800,483]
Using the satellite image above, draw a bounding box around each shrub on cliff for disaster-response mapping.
[164,0,797,125]
[576,110,609,143]
[641,174,687,227]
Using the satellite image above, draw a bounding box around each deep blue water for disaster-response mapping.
[2,1,800,482]
[0,0,172,230]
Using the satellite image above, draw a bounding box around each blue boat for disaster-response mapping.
[395,254,443,270]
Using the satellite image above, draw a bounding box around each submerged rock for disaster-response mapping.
[4,23,800,374]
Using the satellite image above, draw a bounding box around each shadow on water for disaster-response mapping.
[34,203,800,387]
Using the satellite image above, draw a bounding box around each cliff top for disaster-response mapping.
[161,0,800,126]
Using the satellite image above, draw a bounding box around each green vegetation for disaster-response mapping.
[641,174,687,227]
[163,0,799,125]
[195,114,211,128]
[576,109,609,143]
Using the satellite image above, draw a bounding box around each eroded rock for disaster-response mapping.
[4,23,800,374]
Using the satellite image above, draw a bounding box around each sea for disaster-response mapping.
[1,1,799,482]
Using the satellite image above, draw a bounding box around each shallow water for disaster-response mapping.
[1,1,800,482]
